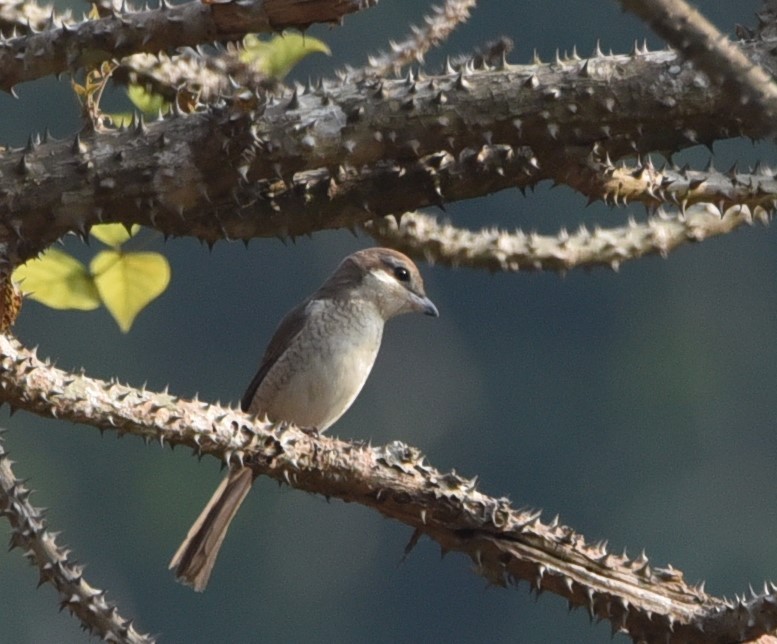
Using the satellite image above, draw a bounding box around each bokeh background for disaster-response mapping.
[1,1,774,642]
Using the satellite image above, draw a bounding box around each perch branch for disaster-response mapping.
[0,333,776,642]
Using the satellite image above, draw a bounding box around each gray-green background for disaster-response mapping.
[1,1,773,642]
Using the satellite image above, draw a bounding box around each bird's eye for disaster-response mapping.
[393,266,410,282]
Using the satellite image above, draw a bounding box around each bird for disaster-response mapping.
[170,247,439,591]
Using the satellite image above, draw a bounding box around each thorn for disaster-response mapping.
[400,528,423,563]
[287,89,300,110]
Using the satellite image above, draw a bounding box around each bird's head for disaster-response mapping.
[322,247,439,321]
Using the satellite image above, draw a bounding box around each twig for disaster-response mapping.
[0,429,153,643]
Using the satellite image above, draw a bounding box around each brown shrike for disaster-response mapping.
[170,247,438,590]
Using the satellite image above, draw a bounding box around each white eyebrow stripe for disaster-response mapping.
[370,267,399,286]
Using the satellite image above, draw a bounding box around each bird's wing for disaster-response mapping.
[240,298,312,412]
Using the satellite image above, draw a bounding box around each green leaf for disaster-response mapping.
[126,84,171,116]
[241,33,330,79]
[91,250,171,332]
[91,223,141,247]
[110,112,135,128]
[13,249,101,310]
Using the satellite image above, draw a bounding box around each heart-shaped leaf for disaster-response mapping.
[13,249,101,310]
[91,223,140,247]
[91,250,171,332]
[241,33,330,79]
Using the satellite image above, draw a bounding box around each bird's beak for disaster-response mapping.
[415,295,439,317]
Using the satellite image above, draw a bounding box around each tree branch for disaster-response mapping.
[1,332,776,642]
[4,41,777,266]
[0,430,154,643]
[363,204,770,272]
[346,0,476,79]
[617,0,777,136]
[0,0,71,37]
[0,0,373,92]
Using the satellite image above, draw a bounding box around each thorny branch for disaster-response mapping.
[345,0,476,80]
[364,204,771,273]
[4,43,777,267]
[2,0,777,640]
[1,333,776,643]
[0,0,374,92]
[0,431,155,643]
[618,0,777,136]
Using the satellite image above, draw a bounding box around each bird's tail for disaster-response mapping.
[169,466,254,591]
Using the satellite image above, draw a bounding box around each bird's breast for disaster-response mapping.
[253,300,384,431]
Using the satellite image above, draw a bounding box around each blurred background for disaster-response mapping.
[1,1,774,642]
